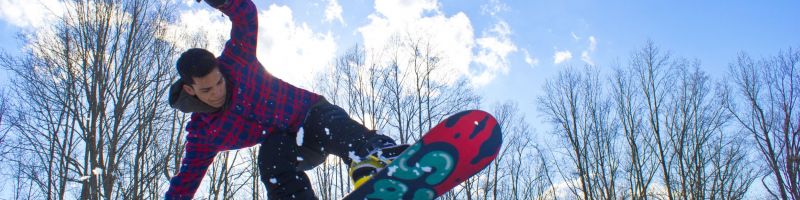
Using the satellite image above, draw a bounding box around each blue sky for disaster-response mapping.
[1,0,798,124]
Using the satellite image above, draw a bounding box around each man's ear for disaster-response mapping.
[182,84,196,96]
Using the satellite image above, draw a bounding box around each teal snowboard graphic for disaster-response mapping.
[343,110,503,200]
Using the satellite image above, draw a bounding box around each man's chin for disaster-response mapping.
[206,100,223,108]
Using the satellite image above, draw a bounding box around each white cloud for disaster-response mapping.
[181,0,196,6]
[373,0,439,22]
[480,0,509,17]
[168,5,337,88]
[473,20,517,86]
[0,0,65,28]
[166,9,231,51]
[324,0,344,25]
[3,1,336,88]
[358,0,473,85]
[5,1,140,62]
[581,36,597,65]
[554,50,572,64]
[258,5,337,88]
[538,178,580,199]
[523,49,539,67]
[581,51,594,66]
[540,178,671,199]
[359,0,517,87]
[570,32,580,41]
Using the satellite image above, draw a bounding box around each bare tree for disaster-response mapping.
[1,0,179,199]
[531,147,558,200]
[488,102,522,200]
[0,89,13,195]
[381,36,419,144]
[630,41,678,200]
[387,34,480,143]
[724,48,800,200]
[397,34,482,199]
[0,89,9,158]
[539,66,590,199]
[706,132,756,200]
[613,41,758,199]
[538,65,620,200]
[664,59,754,200]
[612,66,657,200]
[536,41,758,200]
[481,101,551,200]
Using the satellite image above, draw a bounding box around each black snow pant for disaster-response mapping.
[258,98,396,200]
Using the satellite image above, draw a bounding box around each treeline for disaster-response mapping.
[538,41,798,200]
[0,0,796,199]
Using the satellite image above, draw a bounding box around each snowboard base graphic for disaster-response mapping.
[342,110,503,200]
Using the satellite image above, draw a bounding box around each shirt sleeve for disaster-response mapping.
[164,142,218,200]
[219,0,258,65]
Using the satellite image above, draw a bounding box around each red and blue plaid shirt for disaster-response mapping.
[165,0,321,198]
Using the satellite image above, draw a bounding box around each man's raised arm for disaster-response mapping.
[216,0,258,62]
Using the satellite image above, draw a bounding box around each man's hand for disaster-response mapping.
[196,0,226,8]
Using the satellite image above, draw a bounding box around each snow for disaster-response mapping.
[421,166,432,172]
[296,127,305,146]
[408,163,425,176]
[324,128,330,135]
[387,166,398,177]
[297,156,304,161]
[270,178,277,184]
[78,167,103,181]
[92,167,103,175]
[349,151,362,163]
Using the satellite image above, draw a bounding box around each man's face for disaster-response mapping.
[183,68,227,108]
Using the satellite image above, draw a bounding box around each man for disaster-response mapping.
[164,0,406,199]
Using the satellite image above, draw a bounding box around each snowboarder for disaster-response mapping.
[164,0,406,199]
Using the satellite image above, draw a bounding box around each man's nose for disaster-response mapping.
[213,88,221,98]
[217,87,226,98]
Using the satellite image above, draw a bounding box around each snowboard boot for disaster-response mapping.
[349,144,411,189]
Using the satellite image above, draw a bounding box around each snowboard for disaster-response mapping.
[342,110,503,200]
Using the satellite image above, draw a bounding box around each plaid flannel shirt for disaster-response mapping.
[164,0,321,198]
